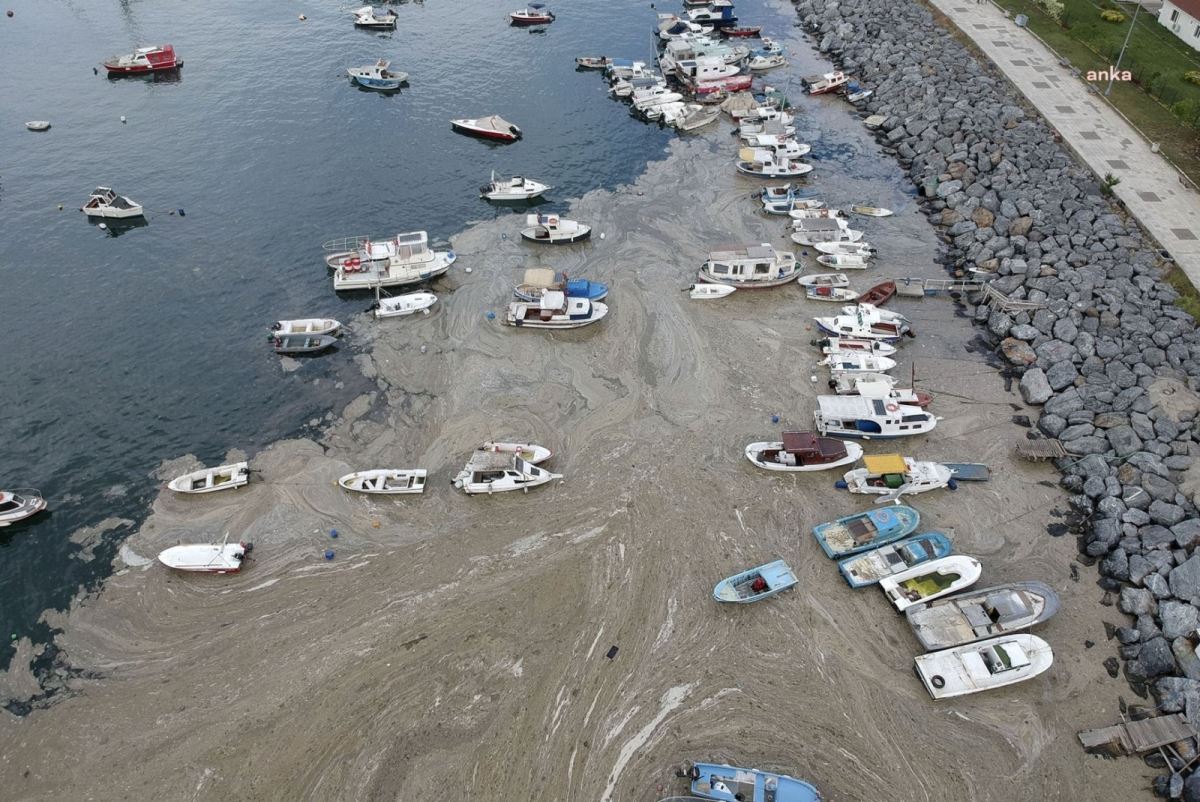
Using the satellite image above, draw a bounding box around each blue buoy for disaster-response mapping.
[329,528,339,539]
[485,310,496,320]
[177,208,185,216]
[324,549,335,560]
[948,478,959,491]
[771,414,780,424]
[834,480,848,490]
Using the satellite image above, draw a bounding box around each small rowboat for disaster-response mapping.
[858,281,896,306]
[158,540,251,573]
[816,254,869,269]
[814,241,875,256]
[688,283,736,300]
[272,318,341,336]
[337,469,427,494]
[852,205,893,217]
[480,441,553,464]
[575,56,613,70]
[721,26,762,37]
[25,121,50,132]
[372,291,437,319]
[812,505,920,558]
[806,286,858,303]
[713,559,797,603]
[271,334,337,354]
[168,462,249,494]
[797,273,849,289]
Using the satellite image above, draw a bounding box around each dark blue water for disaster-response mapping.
[0,0,679,673]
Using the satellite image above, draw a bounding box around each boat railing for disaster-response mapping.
[322,235,371,255]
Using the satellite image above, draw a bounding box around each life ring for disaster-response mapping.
[885,402,900,412]
[930,675,945,689]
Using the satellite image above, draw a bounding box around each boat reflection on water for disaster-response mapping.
[107,69,182,84]
[89,216,150,237]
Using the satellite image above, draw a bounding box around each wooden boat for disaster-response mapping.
[352,6,397,29]
[812,505,921,559]
[797,273,848,289]
[452,453,561,494]
[103,44,182,75]
[272,318,340,336]
[907,581,1061,651]
[337,469,427,494]
[747,54,787,72]
[505,292,608,329]
[81,187,143,219]
[851,205,893,217]
[713,559,798,603]
[744,431,863,472]
[806,286,859,303]
[481,172,551,201]
[858,281,896,306]
[803,70,848,95]
[839,454,954,499]
[816,254,869,269]
[812,337,896,357]
[480,442,552,464]
[326,230,455,291]
[575,56,614,70]
[520,213,590,244]
[347,59,408,90]
[837,533,953,589]
[451,115,522,142]
[515,269,607,302]
[818,353,897,374]
[0,489,47,527]
[914,634,1053,699]
[698,243,798,289]
[510,4,555,25]
[688,283,736,300]
[372,291,437,319]
[736,148,812,178]
[880,555,982,612]
[158,540,251,574]
[25,121,50,132]
[272,334,337,354]
[814,241,875,257]
[168,462,249,494]
[688,763,821,802]
[814,395,940,439]
[721,25,762,37]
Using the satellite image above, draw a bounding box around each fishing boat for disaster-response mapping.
[605,59,649,80]
[880,555,982,612]
[737,118,795,138]
[371,291,438,319]
[103,44,182,74]
[790,222,863,246]
[510,4,555,25]
[81,187,143,219]
[736,148,812,178]
[851,205,893,217]
[480,172,552,201]
[713,559,798,603]
[655,16,713,41]
[837,533,954,588]
[677,106,721,131]
[352,6,397,29]
[520,213,591,244]
[839,454,954,499]
[271,334,337,354]
[845,85,873,104]
[806,286,859,303]
[157,539,251,574]
[812,337,897,356]
[505,292,608,329]
[762,196,822,215]
[814,395,939,439]
[722,25,762,37]
[167,462,249,494]
[337,469,427,494]
[803,70,848,95]
[760,183,813,201]
[744,431,863,472]
[25,121,50,132]
[675,57,752,94]
[451,115,522,142]
[452,453,561,494]
[831,375,932,407]
[271,319,340,336]
[858,281,896,305]
[733,106,793,126]
[814,241,876,257]
[515,268,608,302]
[688,283,736,300]
[819,353,897,374]
[914,635,1053,699]
[632,86,685,109]
[611,75,666,99]
[325,231,456,291]
[479,441,553,464]
[0,489,47,527]
[687,763,821,802]
[758,37,784,53]
[790,208,843,221]
[815,254,869,269]
[347,59,407,90]
[797,273,849,289]
[814,305,911,340]
[686,1,738,28]
[907,581,1061,651]
[742,134,809,155]
[812,505,921,559]
[698,243,798,289]
[575,56,614,70]
[747,54,787,72]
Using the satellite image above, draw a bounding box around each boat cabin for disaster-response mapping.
[978,641,1031,676]
[759,431,848,467]
[814,396,938,438]
[675,56,739,83]
[702,244,796,284]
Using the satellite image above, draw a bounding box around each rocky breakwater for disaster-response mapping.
[796,0,1200,791]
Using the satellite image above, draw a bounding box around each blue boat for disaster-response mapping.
[713,559,798,603]
[837,532,953,588]
[514,269,608,302]
[689,762,822,802]
[811,505,920,559]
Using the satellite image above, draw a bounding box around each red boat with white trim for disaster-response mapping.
[451,115,522,142]
[103,44,182,75]
[804,70,849,95]
[510,4,554,25]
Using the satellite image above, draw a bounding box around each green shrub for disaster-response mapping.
[1185,71,1200,87]
[1100,9,1126,23]
[1039,0,1065,22]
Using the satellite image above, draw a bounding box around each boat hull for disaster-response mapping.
[157,543,248,573]
[915,634,1053,699]
[744,440,863,472]
[337,470,427,494]
[837,532,954,588]
[696,270,798,289]
[713,559,798,603]
[167,462,250,494]
[451,122,521,142]
[906,581,1060,650]
[519,228,590,244]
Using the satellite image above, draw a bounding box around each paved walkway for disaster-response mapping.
[925,0,1200,287]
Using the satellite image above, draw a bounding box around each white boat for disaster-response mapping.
[81,187,143,219]
[851,205,893,217]
[797,273,848,288]
[605,60,649,80]
[828,371,896,393]
[814,395,940,439]
[736,148,812,178]
[325,231,455,291]
[271,318,341,336]
[481,172,551,201]
[0,489,47,527]
[789,208,843,220]
[575,56,615,70]
[835,376,932,407]
[688,283,736,300]
[841,454,953,498]
[158,539,251,574]
[698,243,798,289]
[816,253,870,269]
[632,88,685,109]
[352,6,397,28]
[814,241,876,256]
[676,106,720,130]
[819,353,897,374]
[739,120,795,140]
[347,59,408,90]
[762,196,823,215]
[907,582,1061,651]
[372,291,437,319]
[806,286,859,303]
[450,115,522,142]
[744,432,863,472]
[758,37,783,54]
[747,54,787,72]
[804,70,849,94]
[880,555,983,613]
[168,462,249,494]
[815,304,911,340]
[505,291,608,329]
[337,469,427,494]
[452,453,561,494]
[643,102,689,122]
[520,213,591,244]
[611,75,666,99]
[656,15,713,41]
[790,223,863,246]
[914,635,1053,700]
[741,134,809,155]
[479,441,553,464]
[846,88,873,103]
[25,121,50,132]
[814,337,897,357]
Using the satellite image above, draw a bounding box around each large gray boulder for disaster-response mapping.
[1019,368,1052,405]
